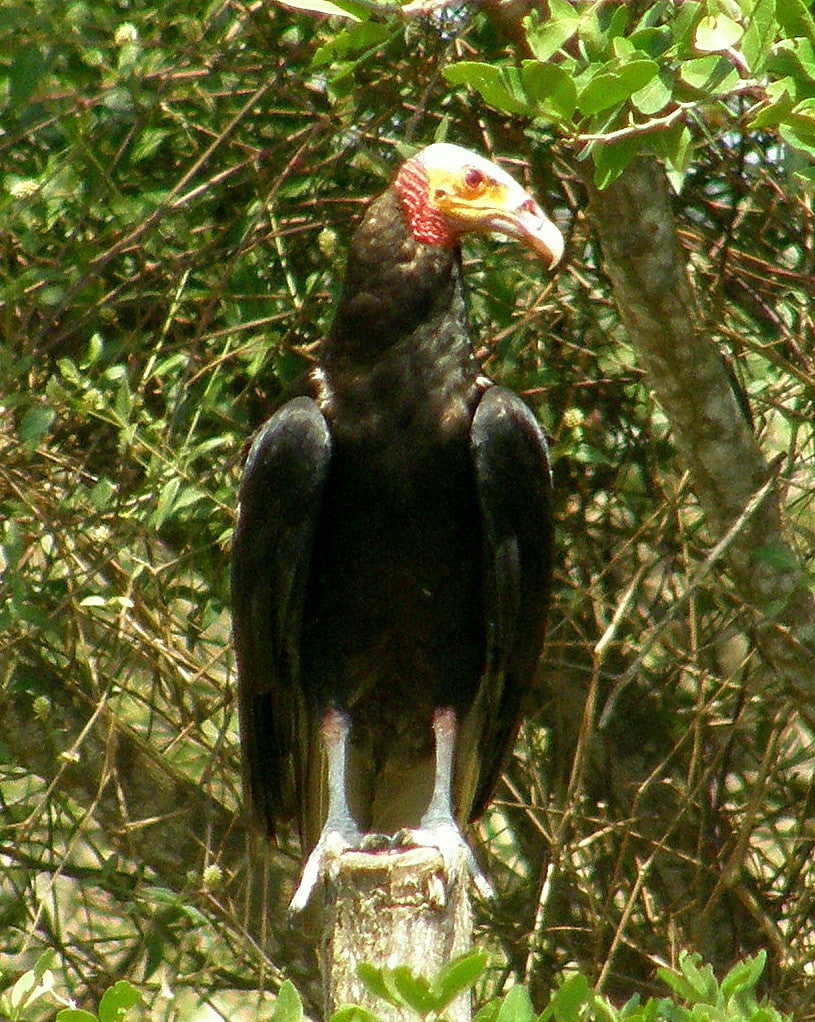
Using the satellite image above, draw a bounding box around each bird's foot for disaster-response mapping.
[397,820,495,900]
[288,822,362,915]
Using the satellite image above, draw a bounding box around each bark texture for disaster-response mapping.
[320,848,473,1022]
[587,158,815,704]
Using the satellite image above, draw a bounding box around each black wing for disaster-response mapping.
[468,385,554,820]
[231,396,331,837]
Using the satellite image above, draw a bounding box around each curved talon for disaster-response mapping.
[289,826,362,914]
[406,822,495,901]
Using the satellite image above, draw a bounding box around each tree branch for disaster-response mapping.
[586,158,815,704]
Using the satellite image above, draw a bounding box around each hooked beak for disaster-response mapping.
[483,198,564,269]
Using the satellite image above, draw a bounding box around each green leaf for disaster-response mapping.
[521,62,577,120]
[592,136,641,190]
[9,47,46,109]
[390,967,436,1016]
[432,951,488,1011]
[654,960,699,1001]
[678,55,740,94]
[547,0,577,19]
[152,476,181,530]
[741,0,777,73]
[56,1011,98,1022]
[651,124,693,192]
[131,129,171,163]
[670,952,715,1001]
[356,963,401,1007]
[694,13,744,52]
[312,21,391,65]
[629,26,673,58]
[775,0,815,47]
[605,5,630,46]
[496,985,535,1022]
[523,6,580,62]
[720,950,766,1002]
[330,1008,380,1022]
[19,405,56,454]
[749,76,797,128]
[630,70,673,115]
[776,36,815,83]
[6,952,58,1014]
[98,981,141,1022]
[673,1,704,54]
[546,974,591,1022]
[753,542,799,572]
[276,0,369,19]
[475,1001,501,1022]
[789,95,815,126]
[271,981,304,1022]
[444,63,529,116]
[780,122,815,156]
[578,59,658,116]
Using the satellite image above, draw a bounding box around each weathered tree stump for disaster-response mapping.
[319,847,473,1022]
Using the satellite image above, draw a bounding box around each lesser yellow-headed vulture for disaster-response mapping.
[231,142,562,910]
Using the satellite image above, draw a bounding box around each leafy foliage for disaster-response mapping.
[347,951,791,1022]
[1,951,790,1022]
[0,953,140,1022]
[445,0,815,187]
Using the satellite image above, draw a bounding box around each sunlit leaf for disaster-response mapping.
[523,6,580,62]
[678,54,740,93]
[521,62,577,120]
[330,1007,380,1022]
[720,950,766,1001]
[630,70,673,115]
[274,0,369,19]
[496,984,535,1022]
[542,975,591,1022]
[695,13,743,52]
[356,964,402,1007]
[741,0,777,72]
[432,951,488,1010]
[271,981,304,1022]
[578,59,658,115]
[444,62,529,116]
[390,967,436,1015]
[98,981,141,1022]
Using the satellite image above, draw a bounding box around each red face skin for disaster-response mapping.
[394,158,459,248]
[393,146,564,268]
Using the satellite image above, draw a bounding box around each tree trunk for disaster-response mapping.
[319,848,473,1022]
[586,158,815,708]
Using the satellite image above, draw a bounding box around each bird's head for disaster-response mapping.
[393,142,564,269]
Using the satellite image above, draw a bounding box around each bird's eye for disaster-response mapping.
[464,168,485,190]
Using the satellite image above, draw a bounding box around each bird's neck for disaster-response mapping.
[317,189,481,433]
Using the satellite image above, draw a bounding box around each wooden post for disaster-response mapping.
[319,847,473,1022]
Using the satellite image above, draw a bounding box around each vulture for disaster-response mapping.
[231,142,563,910]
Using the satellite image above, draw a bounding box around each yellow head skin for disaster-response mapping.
[395,142,564,268]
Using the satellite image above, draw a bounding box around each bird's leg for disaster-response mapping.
[406,707,494,899]
[289,708,362,914]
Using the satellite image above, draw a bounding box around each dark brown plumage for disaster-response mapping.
[231,143,562,908]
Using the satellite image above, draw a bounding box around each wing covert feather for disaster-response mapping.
[231,396,331,836]
[468,386,554,820]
